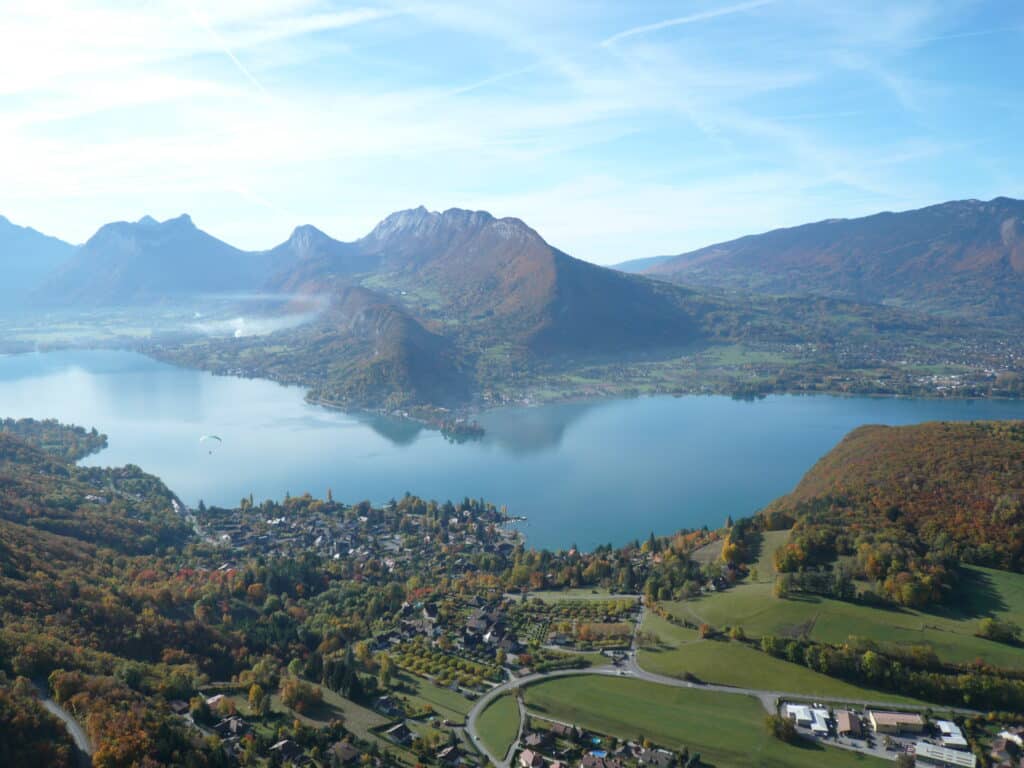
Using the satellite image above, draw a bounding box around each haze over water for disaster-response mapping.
[4,349,1024,552]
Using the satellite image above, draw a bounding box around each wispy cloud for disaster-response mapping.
[601,0,776,47]
[0,0,1018,260]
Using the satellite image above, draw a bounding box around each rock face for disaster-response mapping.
[639,197,1024,321]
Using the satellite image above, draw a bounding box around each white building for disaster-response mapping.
[936,720,968,749]
[914,741,976,768]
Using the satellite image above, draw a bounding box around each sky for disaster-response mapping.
[1,1,1022,264]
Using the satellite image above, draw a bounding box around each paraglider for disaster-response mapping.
[200,435,222,455]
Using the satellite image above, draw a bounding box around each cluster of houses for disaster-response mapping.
[514,723,693,768]
[463,603,523,655]
[195,491,521,563]
[380,722,469,767]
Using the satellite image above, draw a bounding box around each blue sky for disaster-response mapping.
[1,1,1022,263]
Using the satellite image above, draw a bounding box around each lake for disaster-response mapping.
[3,349,1024,551]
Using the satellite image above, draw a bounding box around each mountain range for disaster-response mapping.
[3,196,1022,408]
[627,197,1024,321]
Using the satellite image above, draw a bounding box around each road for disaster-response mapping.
[464,600,980,766]
[33,682,93,768]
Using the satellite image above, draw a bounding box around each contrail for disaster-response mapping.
[602,0,776,47]
[180,2,270,97]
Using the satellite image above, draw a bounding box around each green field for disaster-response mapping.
[639,613,918,704]
[660,565,1024,670]
[394,672,473,723]
[523,676,887,768]
[477,695,520,760]
[751,530,791,582]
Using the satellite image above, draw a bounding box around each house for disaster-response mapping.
[519,749,544,768]
[637,747,676,768]
[581,756,624,768]
[998,728,1024,747]
[835,710,862,738]
[213,716,250,739]
[330,741,362,765]
[914,741,977,768]
[436,745,461,766]
[549,722,581,741]
[168,699,190,716]
[269,739,305,762]
[523,731,554,750]
[205,694,227,708]
[868,710,925,735]
[374,696,403,717]
[988,738,1020,768]
[385,722,414,745]
[936,720,968,750]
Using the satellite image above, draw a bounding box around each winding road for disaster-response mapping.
[33,681,93,768]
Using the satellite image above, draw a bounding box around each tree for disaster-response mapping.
[978,618,1021,645]
[765,714,798,743]
[378,654,394,688]
[248,684,268,717]
[280,678,322,714]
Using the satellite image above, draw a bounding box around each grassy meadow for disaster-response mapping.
[657,564,1024,670]
[477,694,520,760]
[523,676,887,768]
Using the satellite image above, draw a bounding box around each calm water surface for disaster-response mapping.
[3,349,1024,551]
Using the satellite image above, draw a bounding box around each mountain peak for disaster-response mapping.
[137,215,159,226]
[166,213,194,228]
[366,206,506,243]
[289,224,330,242]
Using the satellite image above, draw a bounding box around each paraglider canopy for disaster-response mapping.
[199,435,222,455]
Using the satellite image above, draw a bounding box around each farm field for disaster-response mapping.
[639,613,918,704]
[523,676,887,768]
[476,694,520,760]
[660,565,1024,670]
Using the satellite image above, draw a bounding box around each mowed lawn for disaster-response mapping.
[639,613,919,704]
[523,676,887,768]
[477,694,520,760]
[661,565,1024,670]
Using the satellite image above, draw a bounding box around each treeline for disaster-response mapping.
[0,417,107,460]
[759,634,1024,712]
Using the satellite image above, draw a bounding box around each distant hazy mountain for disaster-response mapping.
[261,224,376,290]
[0,215,75,305]
[37,214,272,305]
[642,197,1024,321]
[610,254,674,273]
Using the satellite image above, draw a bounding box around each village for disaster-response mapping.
[163,494,1024,768]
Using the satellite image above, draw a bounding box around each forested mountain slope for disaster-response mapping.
[762,421,1024,606]
[641,197,1024,322]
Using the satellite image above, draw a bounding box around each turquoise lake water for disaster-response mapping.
[3,349,1024,551]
